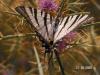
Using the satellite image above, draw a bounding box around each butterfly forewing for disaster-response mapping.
[54,14,89,43]
[15,6,54,41]
[54,15,77,39]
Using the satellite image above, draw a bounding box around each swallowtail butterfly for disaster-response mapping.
[15,6,89,51]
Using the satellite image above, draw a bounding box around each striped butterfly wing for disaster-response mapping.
[54,14,89,43]
[15,6,54,42]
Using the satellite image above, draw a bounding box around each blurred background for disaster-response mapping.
[0,0,100,75]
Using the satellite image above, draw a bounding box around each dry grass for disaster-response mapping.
[0,0,100,75]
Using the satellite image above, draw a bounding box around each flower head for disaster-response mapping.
[64,31,77,43]
[57,32,77,53]
[38,0,58,11]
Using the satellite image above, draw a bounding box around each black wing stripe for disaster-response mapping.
[50,14,53,24]
[25,7,39,28]
[59,17,65,25]
[67,15,80,30]
[34,8,40,26]
[44,12,50,39]
[55,16,69,38]
[41,11,43,16]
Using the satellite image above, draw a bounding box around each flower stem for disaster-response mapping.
[33,45,44,75]
[54,49,65,75]
[0,33,36,40]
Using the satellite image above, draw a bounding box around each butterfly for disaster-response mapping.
[15,6,90,75]
[15,6,90,49]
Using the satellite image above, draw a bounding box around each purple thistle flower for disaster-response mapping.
[57,40,66,53]
[57,32,77,53]
[64,31,77,43]
[38,0,58,11]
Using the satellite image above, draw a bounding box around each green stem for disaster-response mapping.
[48,52,56,75]
[78,22,100,29]
[33,46,44,75]
[54,49,65,75]
[0,33,35,40]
